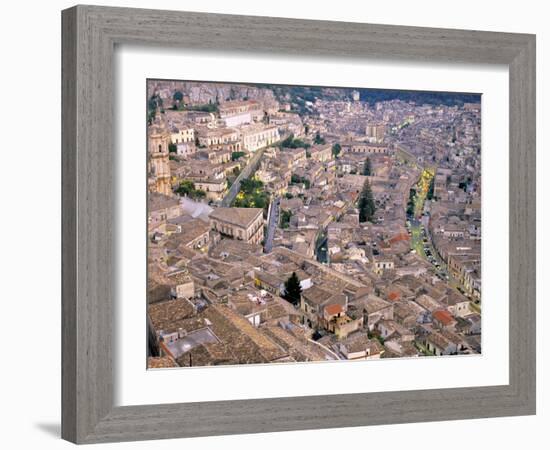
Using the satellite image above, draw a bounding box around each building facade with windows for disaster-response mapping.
[209,207,265,245]
[242,125,280,152]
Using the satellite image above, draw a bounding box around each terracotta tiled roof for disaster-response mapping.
[325,304,344,316]
[433,309,455,326]
[389,233,410,244]
[387,290,401,302]
[148,298,196,331]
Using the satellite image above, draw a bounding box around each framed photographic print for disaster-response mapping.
[145,78,483,369]
[62,5,536,444]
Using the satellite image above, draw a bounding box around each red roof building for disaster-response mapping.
[432,309,456,328]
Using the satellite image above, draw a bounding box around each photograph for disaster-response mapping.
[1,1,543,447]
[146,80,482,368]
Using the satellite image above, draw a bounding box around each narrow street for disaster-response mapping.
[316,232,328,264]
[407,168,470,297]
[407,168,447,277]
[264,196,280,253]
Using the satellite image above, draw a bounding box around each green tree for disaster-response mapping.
[283,272,302,306]
[173,91,184,102]
[194,189,206,199]
[407,188,416,216]
[185,103,218,113]
[240,178,263,193]
[174,180,206,200]
[231,151,246,161]
[280,210,292,229]
[175,180,196,196]
[358,178,376,223]
[168,143,177,153]
[232,177,270,212]
[291,174,310,189]
[252,193,267,209]
[314,132,325,145]
[332,143,342,158]
[363,157,372,176]
[148,94,163,112]
[280,133,294,148]
[280,134,310,149]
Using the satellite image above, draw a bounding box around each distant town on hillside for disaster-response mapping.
[147,80,481,369]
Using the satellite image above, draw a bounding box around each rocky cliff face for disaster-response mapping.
[148,80,277,107]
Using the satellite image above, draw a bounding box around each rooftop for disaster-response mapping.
[325,303,345,316]
[433,309,455,326]
[175,218,211,244]
[340,333,384,355]
[147,356,178,369]
[148,297,196,332]
[149,192,179,212]
[209,207,263,229]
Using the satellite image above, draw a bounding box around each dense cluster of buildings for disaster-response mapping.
[147,81,482,369]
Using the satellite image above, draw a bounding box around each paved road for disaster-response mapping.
[264,196,280,253]
[407,178,464,290]
[220,148,265,207]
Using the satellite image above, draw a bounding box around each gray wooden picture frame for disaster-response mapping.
[61,5,536,444]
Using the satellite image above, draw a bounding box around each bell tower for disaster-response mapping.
[148,107,172,196]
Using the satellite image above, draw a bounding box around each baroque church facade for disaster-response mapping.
[148,108,172,196]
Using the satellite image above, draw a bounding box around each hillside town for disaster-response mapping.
[146,80,482,368]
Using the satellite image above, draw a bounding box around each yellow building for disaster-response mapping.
[170,126,195,144]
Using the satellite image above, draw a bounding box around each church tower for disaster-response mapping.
[148,107,172,196]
